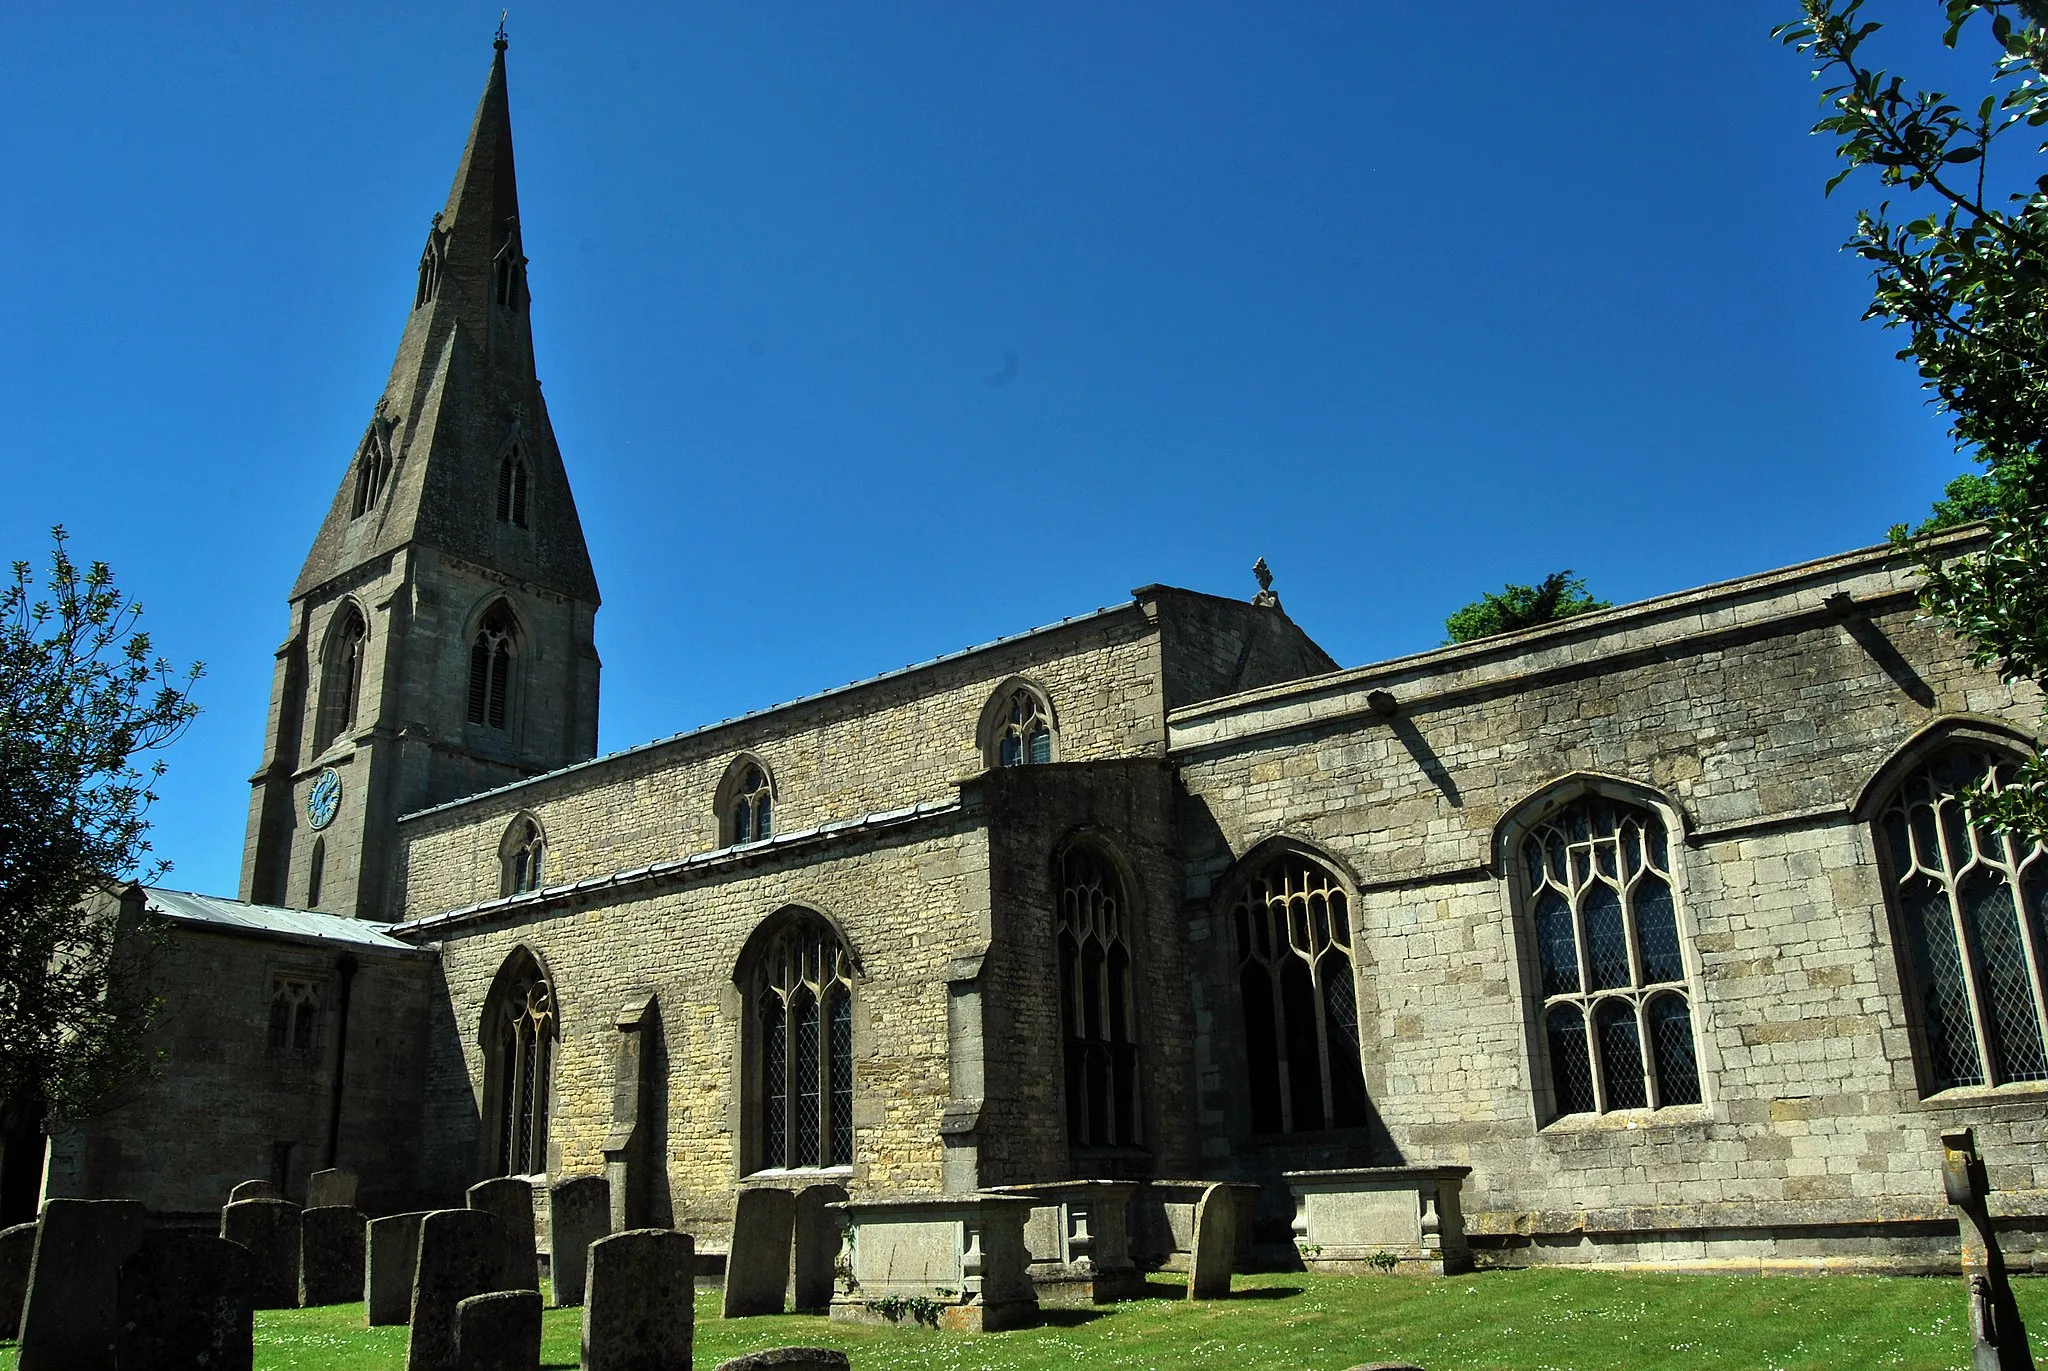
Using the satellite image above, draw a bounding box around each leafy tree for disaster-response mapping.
[1443,571,1611,645]
[1915,468,2011,530]
[0,528,201,1121]
[1777,0,2048,843]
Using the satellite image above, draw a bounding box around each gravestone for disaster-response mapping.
[407,1208,508,1371]
[221,1198,302,1310]
[455,1288,542,1371]
[1940,1128,2036,1371]
[307,1167,360,1208]
[717,1351,851,1371]
[229,1179,282,1203]
[1187,1183,1236,1300]
[723,1187,795,1317]
[301,1206,368,1306]
[791,1184,848,1314]
[467,1176,539,1292]
[114,1231,254,1371]
[548,1174,610,1307]
[368,1211,434,1325]
[583,1228,694,1371]
[0,1220,36,1340]
[17,1196,147,1371]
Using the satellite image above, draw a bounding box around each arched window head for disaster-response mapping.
[1231,850,1370,1134]
[485,951,555,1177]
[350,438,392,518]
[986,683,1055,768]
[467,603,518,730]
[720,758,775,847]
[501,816,545,896]
[1878,746,2048,1092]
[1521,792,1701,1119]
[1058,843,1141,1151]
[314,605,369,752]
[748,913,855,1172]
[496,448,529,528]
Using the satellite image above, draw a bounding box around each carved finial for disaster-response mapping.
[1251,557,1280,609]
[495,10,509,50]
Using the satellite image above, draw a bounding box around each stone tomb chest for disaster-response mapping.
[827,1195,1038,1332]
[983,1180,1143,1305]
[1284,1167,1472,1275]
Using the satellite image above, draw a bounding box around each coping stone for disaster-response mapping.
[1187,1183,1236,1300]
[547,1174,611,1308]
[455,1288,542,1371]
[301,1205,368,1306]
[723,1187,795,1317]
[367,1211,433,1326]
[221,1198,302,1310]
[17,1196,148,1371]
[583,1228,694,1371]
[307,1168,360,1209]
[0,1220,36,1340]
[406,1208,509,1371]
[467,1177,539,1292]
[114,1231,253,1371]
[717,1350,851,1371]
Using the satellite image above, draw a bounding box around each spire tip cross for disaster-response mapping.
[494,10,508,49]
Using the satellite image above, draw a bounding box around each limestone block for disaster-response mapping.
[0,1220,35,1340]
[301,1206,367,1306]
[723,1186,795,1318]
[367,1211,432,1326]
[828,1194,1038,1332]
[408,1208,509,1371]
[548,1174,611,1308]
[792,1184,848,1314]
[17,1196,147,1371]
[221,1198,302,1310]
[308,1168,360,1208]
[717,1351,851,1371]
[114,1232,253,1371]
[1285,1167,1472,1276]
[455,1288,542,1371]
[583,1228,695,1371]
[468,1177,539,1292]
[229,1180,282,1203]
[1187,1184,1235,1300]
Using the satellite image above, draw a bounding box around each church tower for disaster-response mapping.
[240,36,601,920]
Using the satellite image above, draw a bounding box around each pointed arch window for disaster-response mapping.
[1878,746,2048,1092]
[717,758,775,847]
[268,974,322,1057]
[467,604,517,730]
[496,449,529,528]
[493,234,527,312]
[314,606,368,752]
[351,439,392,518]
[988,685,1054,767]
[1522,794,1701,1120]
[748,914,855,1172]
[1232,852,1370,1134]
[415,214,445,309]
[485,953,555,1177]
[1059,844,1141,1150]
[501,816,545,896]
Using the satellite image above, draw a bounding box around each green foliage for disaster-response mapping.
[1443,571,1611,645]
[1912,468,2010,530]
[1777,0,2048,846]
[0,528,201,1120]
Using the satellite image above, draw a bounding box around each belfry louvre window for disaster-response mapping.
[1233,853,1370,1134]
[752,916,855,1171]
[351,441,391,518]
[996,689,1053,766]
[268,975,321,1056]
[732,765,772,844]
[496,451,529,528]
[1880,747,2048,1091]
[315,607,368,752]
[467,605,516,729]
[1059,845,1141,1149]
[1525,797,1701,1118]
[488,956,555,1177]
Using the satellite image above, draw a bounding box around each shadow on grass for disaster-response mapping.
[1037,1307,1112,1328]
[1222,1285,1304,1300]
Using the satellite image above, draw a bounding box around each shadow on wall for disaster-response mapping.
[415,958,483,1207]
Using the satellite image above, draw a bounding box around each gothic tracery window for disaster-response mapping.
[467,603,517,730]
[315,606,368,752]
[1233,853,1370,1134]
[493,236,527,312]
[268,975,321,1056]
[750,914,855,1172]
[496,450,529,528]
[1523,795,1702,1119]
[992,686,1054,767]
[1879,747,2048,1092]
[1059,844,1141,1149]
[488,954,555,1177]
[351,440,391,518]
[730,764,772,845]
[502,816,545,896]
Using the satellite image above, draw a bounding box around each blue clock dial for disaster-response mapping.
[307,768,343,831]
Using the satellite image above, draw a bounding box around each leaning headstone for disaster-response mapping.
[584,1229,694,1371]
[548,1174,610,1307]
[455,1288,542,1371]
[407,1208,508,1371]
[717,1351,851,1371]
[115,1231,253,1371]
[1941,1128,2034,1371]
[368,1210,433,1326]
[221,1197,302,1310]
[467,1177,539,1292]
[723,1186,796,1317]
[301,1206,368,1306]
[229,1179,282,1203]
[791,1184,847,1314]
[17,1196,147,1371]
[0,1220,37,1340]
[1187,1182,1236,1300]
[307,1167,360,1209]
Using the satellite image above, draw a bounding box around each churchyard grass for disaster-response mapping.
[3,1269,2043,1370]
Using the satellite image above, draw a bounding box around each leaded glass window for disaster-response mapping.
[1232,853,1370,1134]
[351,439,391,518]
[753,916,856,1171]
[732,765,773,844]
[489,957,554,1177]
[268,975,321,1057]
[467,604,516,729]
[1523,795,1701,1118]
[994,688,1054,767]
[502,817,545,896]
[1879,747,2048,1092]
[1058,845,1141,1150]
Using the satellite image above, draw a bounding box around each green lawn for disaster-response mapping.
[8,1270,2044,1370]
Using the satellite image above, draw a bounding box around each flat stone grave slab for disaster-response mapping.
[828,1194,1039,1332]
[455,1288,541,1371]
[17,1196,147,1371]
[368,1211,433,1326]
[467,1177,539,1292]
[1284,1166,1473,1276]
[583,1228,694,1371]
[0,1220,36,1340]
[307,1167,360,1208]
[717,1350,852,1371]
[302,1205,367,1306]
[407,1208,508,1371]
[222,1198,302,1310]
[548,1174,609,1308]
[724,1186,795,1317]
[115,1231,253,1371]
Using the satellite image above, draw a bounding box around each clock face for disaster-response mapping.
[307,768,343,831]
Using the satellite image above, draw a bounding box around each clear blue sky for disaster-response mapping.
[0,3,1984,900]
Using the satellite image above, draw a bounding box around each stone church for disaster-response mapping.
[37,39,2048,1273]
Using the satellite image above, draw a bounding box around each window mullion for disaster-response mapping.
[2004,842,2048,1050]
[1638,996,1659,1109]
[1268,952,1293,1134]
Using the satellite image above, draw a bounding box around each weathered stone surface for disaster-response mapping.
[455,1288,541,1371]
[723,1187,795,1317]
[307,1168,360,1208]
[790,1185,847,1314]
[0,1221,35,1341]
[368,1211,433,1326]
[468,1176,539,1292]
[229,1179,282,1204]
[301,1205,368,1306]
[583,1228,694,1371]
[548,1174,610,1308]
[115,1231,253,1371]
[829,1195,1039,1332]
[407,1208,508,1371]
[1287,1168,1471,1277]
[222,1197,302,1310]
[717,1351,851,1371]
[1187,1184,1235,1300]
[17,1197,147,1371]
